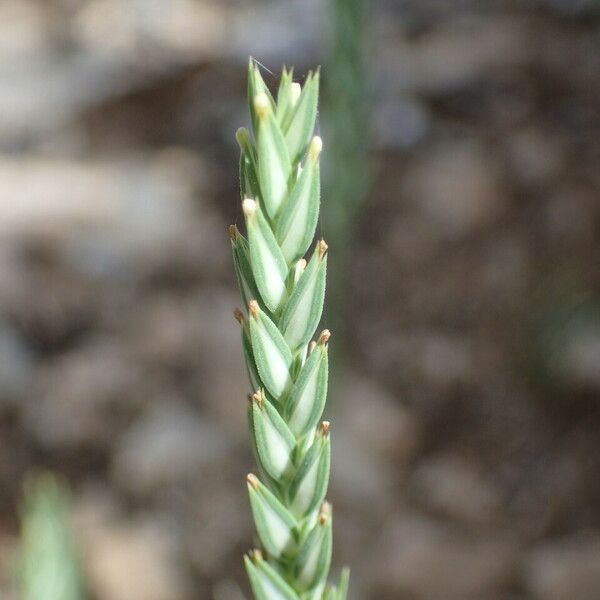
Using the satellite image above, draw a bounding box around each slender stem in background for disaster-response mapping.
[323,0,369,372]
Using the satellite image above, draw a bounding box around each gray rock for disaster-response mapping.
[507,128,564,187]
[0,153,195,240]
[229,0,324,65]
[372,512,517,599]
[186,480,251,577]
[0,324,35,409]
[411,455,504,525]
[367,330,475,393]
[26,338,139,447]
[331,430,395,509]
[193,288,256,440]
[376,17,529,95]
[0,0,229,146]
[213,580,246,600]
[384,213,442,266]
[561,325,600,390]
[537,0,598,16]
[544,189,597,245]
[335,375,419,463]
[127,294,205,370]
[73,0,227,62]
[112,402,235,495]
[402,141,506,239]
[74,490,189,600]
[525,534,600,600]
[0,151,228,280]
[373,98,430,150]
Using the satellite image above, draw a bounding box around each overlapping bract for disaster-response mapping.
[231,60,349,599]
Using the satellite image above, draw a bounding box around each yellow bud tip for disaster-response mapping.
[251,549,263,563]
[320,421,331,437]
[318,239,328,260]
[308,341,317,355]
[242,198,257,217]
[252,389,264,406]
[254,93,270,119]
[319,501,331,525]
[290,82,301,106]
[246,473,259,490]
[248,299,259,317]
[318,329,331,345]
[228,224,238,241]
[233,308,244,324]
[235,127,249,149]
[309,136,323,162]
[297,258,307,271]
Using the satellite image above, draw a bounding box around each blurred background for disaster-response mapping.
[0,0,599,598]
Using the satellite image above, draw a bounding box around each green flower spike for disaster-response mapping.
[231,61,350,598]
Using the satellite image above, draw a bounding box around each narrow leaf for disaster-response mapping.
[231,227,261,310]
[248,301,293,398]
[286,336,329,437]
[244,199,289,313]
[252,391,296,480]
[283,70,320,164]
[276,136,322,264]
[280,243,327,352]
[237,127,261,200]
[248,400,280,491]
[240,150,248,199]
[247,474,298,558]
[254,93,292,219]
[244,553,299,600]
[289,425,331,517]
[234,309,261,392]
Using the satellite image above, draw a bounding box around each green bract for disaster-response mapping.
[231,60,349,599]
[18,475,85,600]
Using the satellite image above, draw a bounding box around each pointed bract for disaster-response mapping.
[244,553,299,600]
[248,302,293,397]
[276,137,322,264]
[294,504,332,591]
[276,67,295,124]
[247,474,298,558]
[280,244,327,352]
[255,93,292,220]
[289,426,331,517]
[285,340,329,437]
[252,391,296,480]
[244,201,289,313]
[283,70,320,164]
